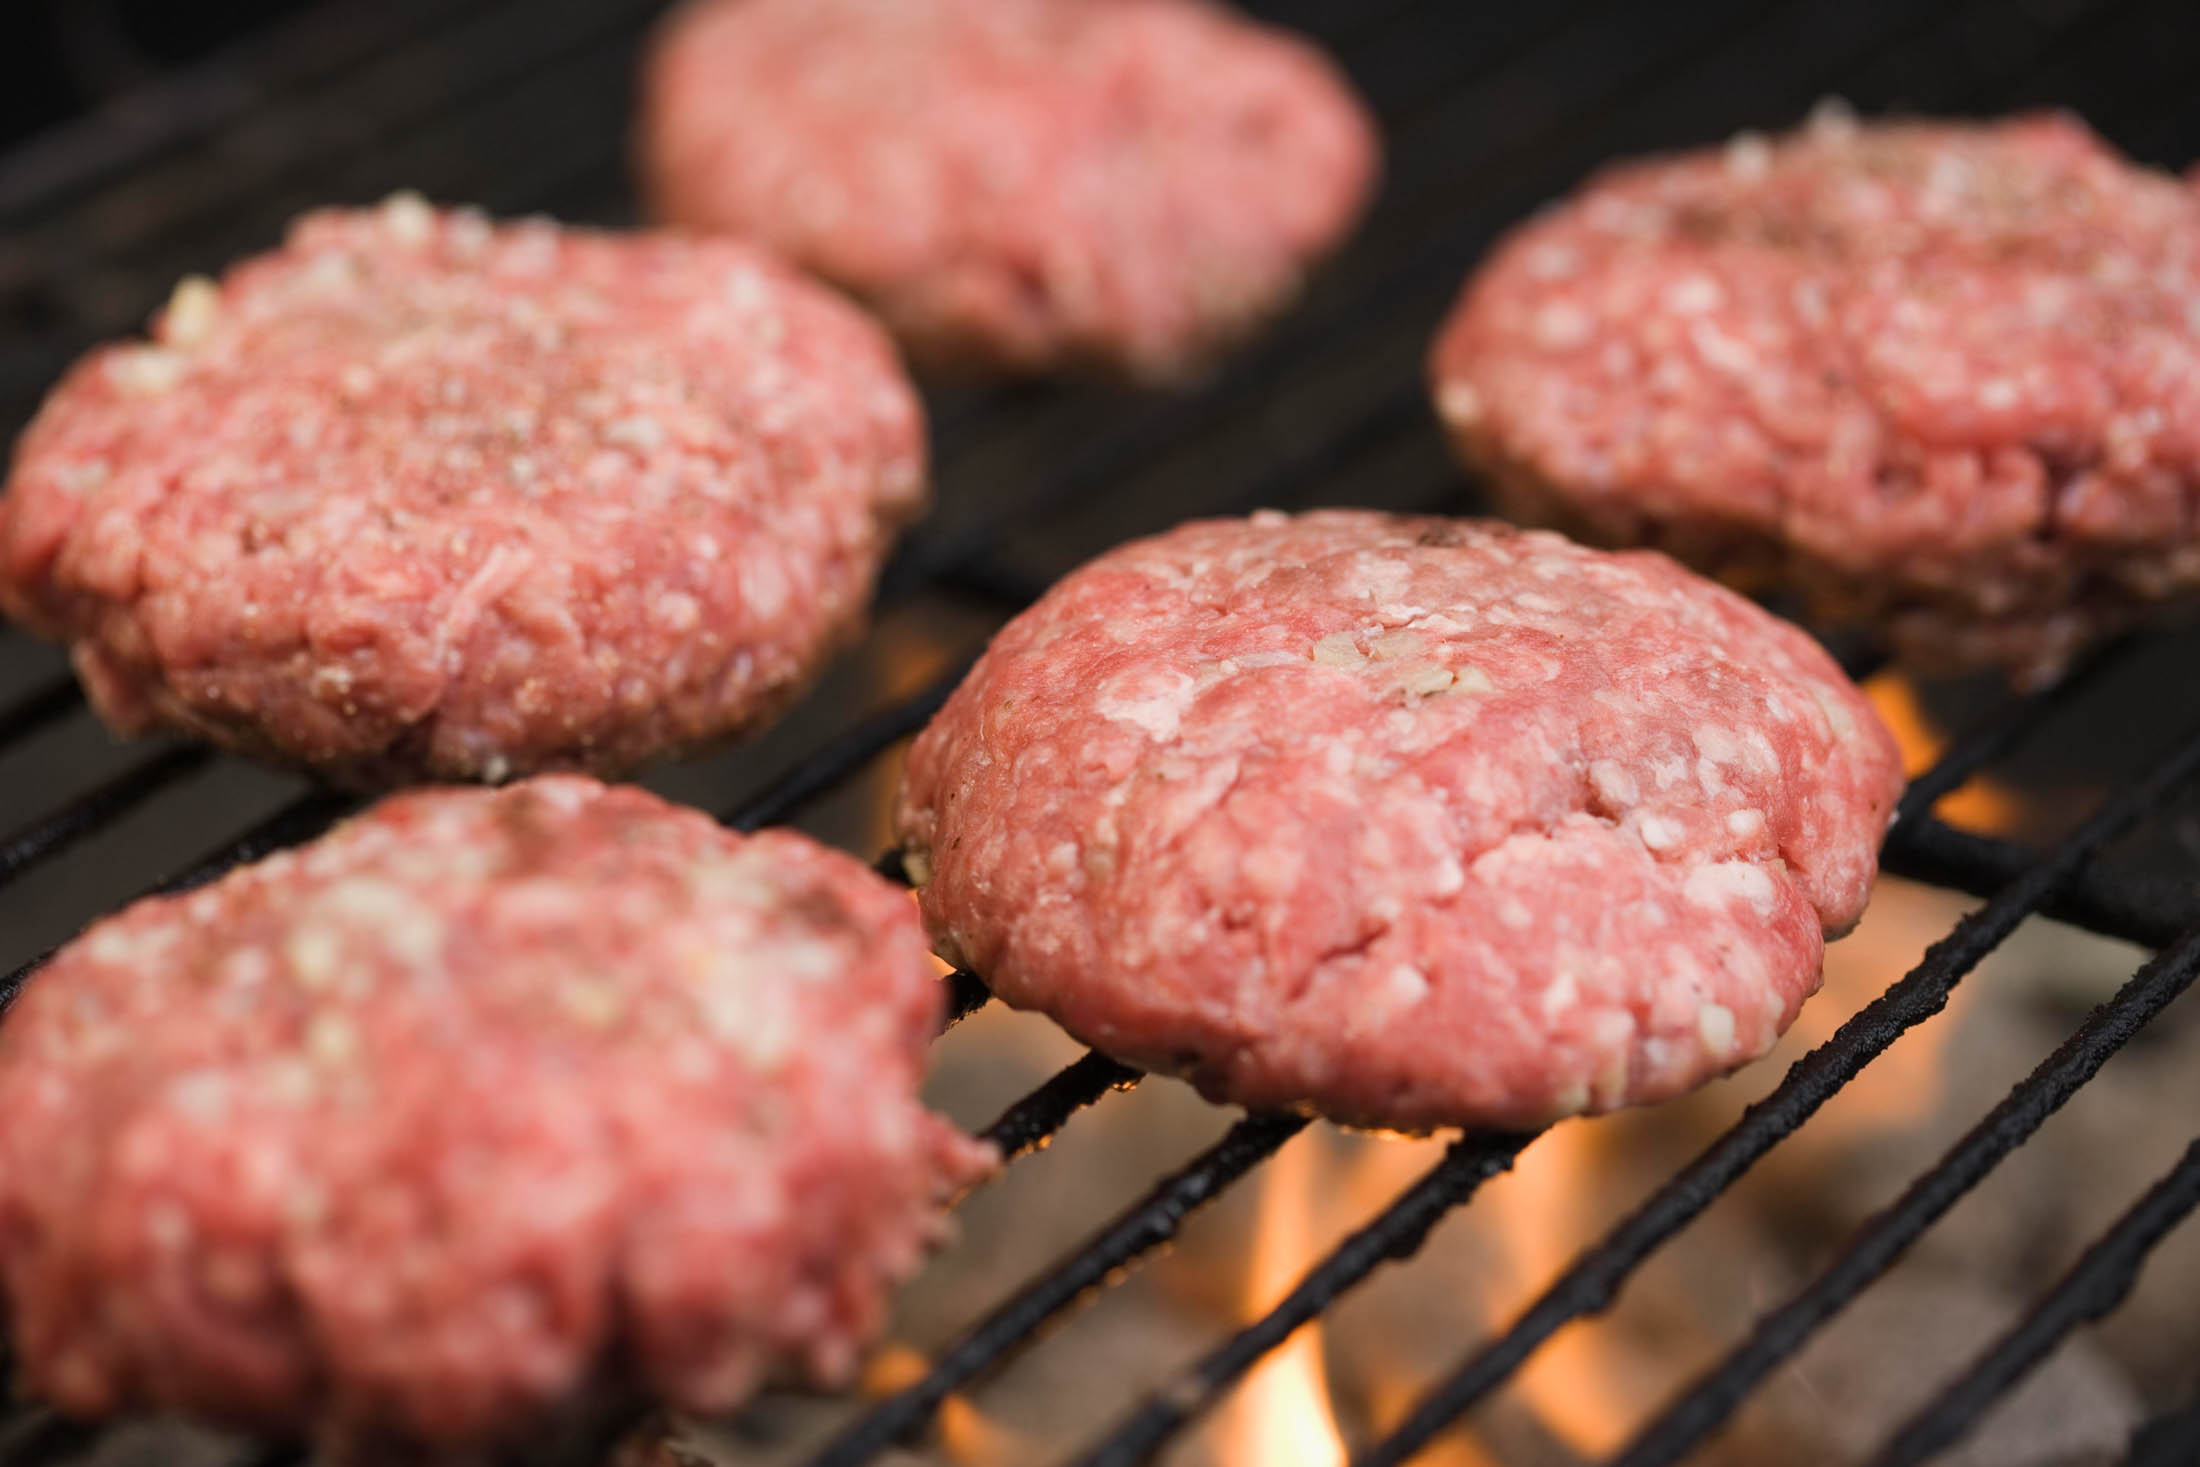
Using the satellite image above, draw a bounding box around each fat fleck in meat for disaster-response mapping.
[1432,107,2200,683]
[897,510,1902,1131]
[0,777,991,1452]
[0,195,928,786]
[639,0,1379,379]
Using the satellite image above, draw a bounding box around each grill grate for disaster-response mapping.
[1351,711,2200,1467]
[2129,1390,2200,1467]
[1865,1134,2200,1467]
[1607,921,2200,1467]
[2,1,2200,1465]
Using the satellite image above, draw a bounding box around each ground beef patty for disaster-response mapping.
[0,776,991,1452]
[1431,107,2200,684]
[637,0,1379,380]
[0,195,926,787]
[897,511,1902,1131]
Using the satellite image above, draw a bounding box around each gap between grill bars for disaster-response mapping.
[1862,1133,2200,1467]
[2128,1391,2200,1467]
[5,458,2199,1467]
[1053,715,2200,1467]
[0,0,2198,1464]
[769,635,2200,1467]
[0,0,2179,878]
[1600,917,2200,1467]
[6,617,2195,1467]
[6,539,2178,1464]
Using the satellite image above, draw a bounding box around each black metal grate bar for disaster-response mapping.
[153,790,360,897]
[1352,715,2200,1467]
[239,1445,310,1467]
[0,0,491,217]
[0,744,212,891]
[1068,1130,1539,1467]
[979,1052,1144,1166]
[2126,1390,2200,1466]
[0,0,662,277]
[1880,819,2196,954]
[805,1113,1312,1467]
[0,675,81,751]
[720,664,971,833]
[914,390,1446,615]
[0,649,962,908]
[1863,1134,2200,1467]
[1607,919,2200,1467]
[941,968,993,1029]
[878,0,2024,608]
[0,3,2191,1466]
[0,0,1561,433]
[1891,639,2140,830]
[0,787,354,1013]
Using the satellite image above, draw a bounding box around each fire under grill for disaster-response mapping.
[3,0,2200,1463]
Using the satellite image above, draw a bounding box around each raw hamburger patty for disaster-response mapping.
[1431,108,2200,683]
[0,194,926,787]
[897,511,1902,1131]
[0,776,990,1450]
[637,0,1379,379]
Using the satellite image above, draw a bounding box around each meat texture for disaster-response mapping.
[1433,107,2200,682]
[0,195,927,786]
[640,0,1379,379]
[0,777,990,1452]
[898,510,1903,1131]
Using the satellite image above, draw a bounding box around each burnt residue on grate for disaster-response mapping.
[4,1,2200,1465]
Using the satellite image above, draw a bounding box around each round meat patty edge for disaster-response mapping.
[896,509,1904,1132]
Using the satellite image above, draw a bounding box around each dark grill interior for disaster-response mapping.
[3,0,2200,1463]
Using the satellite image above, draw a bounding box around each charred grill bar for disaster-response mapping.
[2129,1391,2200,1467]
[1864,1134,2200,1467]
[2,1,2200,1464]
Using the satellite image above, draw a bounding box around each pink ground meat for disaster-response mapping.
[0,195,927,786]
[1432,107,2200,683]
[898,511,1901,1131]
[0,777,991,1451]
[638,0,1379,380]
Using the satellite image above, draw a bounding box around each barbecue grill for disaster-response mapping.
[3,0,2200,1463]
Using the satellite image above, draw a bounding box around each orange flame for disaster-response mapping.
[861,1345,1030,1467]
[1217,1135,1349,1467]
[938,1395,1033,1466]
[1344,1133,1507,1467]
[1480,1127,1650,1457]
[1864,673,2022,834]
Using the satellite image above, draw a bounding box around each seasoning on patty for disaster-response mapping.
[898,511,1902,1131]
[639,0,1379,379]
[0,195,927,786]
[0,776,990,1451]
[1433,107,2200,683]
